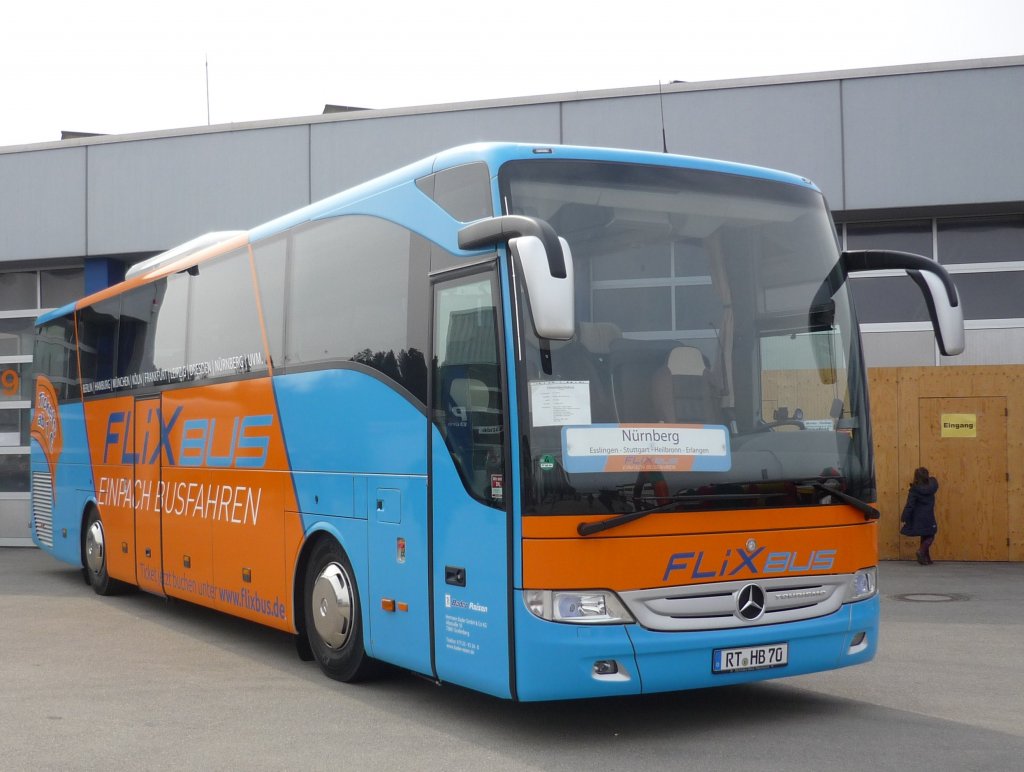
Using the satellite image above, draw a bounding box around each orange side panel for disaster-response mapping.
[84,395,137,585]
[86,377,302,633]
[133,397,165,594]
[161,379,298,632]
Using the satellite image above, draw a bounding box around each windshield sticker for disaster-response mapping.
[802,419,835,432]
[529,381,591,427]
[561,424,731,473]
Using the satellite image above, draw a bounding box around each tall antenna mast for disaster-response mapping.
[658,80,668,153]
[205,54,211,125]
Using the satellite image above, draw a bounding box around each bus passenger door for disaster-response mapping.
[134,397,164,595]
[430,270,513,698]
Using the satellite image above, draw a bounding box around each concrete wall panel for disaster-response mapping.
[310,104,561,200]
[561,95,667,153]
[862,330,936,367]
[940,327,1024,366]
[843,66,1024,210]
[660,82,845,206]
[87,126,310,255]
[0,147,86,261]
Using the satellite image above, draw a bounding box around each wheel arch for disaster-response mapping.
[292,521,367,644]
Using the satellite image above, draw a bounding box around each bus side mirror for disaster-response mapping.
[509,235,575,340]
[458,215,575,341]
[841,249,965,356]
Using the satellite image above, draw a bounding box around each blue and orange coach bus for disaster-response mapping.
[29,143,963,700]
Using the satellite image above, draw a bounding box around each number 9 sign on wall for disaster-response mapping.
[2,368,20,398]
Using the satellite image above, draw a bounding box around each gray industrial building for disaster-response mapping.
[1,55,1022,545]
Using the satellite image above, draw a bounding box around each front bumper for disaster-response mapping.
[513,594,878,701]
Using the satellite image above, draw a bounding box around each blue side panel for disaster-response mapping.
[272,369,427,476]
[275,368,431,674]
[431,426,512,698]
[31,400,95,566]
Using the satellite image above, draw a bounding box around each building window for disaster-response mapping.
[40,268,84,309]
[0,273,38,311]
[937,215,1024,266]
[842,215,1024,327]
[845,221,932,257]
[946,271,1024,321]
[849,275,932,324]
[1,267,84,520]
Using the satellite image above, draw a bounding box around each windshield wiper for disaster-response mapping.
[577,493,785,536]
[809,481,880,520]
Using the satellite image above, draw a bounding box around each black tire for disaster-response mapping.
[302,538,376,682]
[82,507,127,596]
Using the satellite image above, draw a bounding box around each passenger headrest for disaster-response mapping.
[578,322,622,354]
[667,346,706,376]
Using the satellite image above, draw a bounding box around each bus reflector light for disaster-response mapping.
[381,598,396,612]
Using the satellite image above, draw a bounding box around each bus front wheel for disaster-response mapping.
[303,539,376,682]
[83,507,126,596]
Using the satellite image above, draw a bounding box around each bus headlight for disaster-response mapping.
[850,567,878,601]
[524,589,634,624]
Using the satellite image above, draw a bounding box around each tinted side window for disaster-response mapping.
[32,317,77,401]
[187,248,265,379]
[78,298,119,396]
[417,162,493,223]
[119,283,157,384]
[251,235,287,369]
[147,274,189,385]
[284,215,427,403]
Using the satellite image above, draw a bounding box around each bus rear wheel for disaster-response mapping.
[303,539,376,682]
[83,508,126,596]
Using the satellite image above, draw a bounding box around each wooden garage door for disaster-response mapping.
[913,397,1009,561]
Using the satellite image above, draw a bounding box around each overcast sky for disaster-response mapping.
[1,0,1021,148]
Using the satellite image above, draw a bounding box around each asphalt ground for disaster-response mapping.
[1,548,1022,771]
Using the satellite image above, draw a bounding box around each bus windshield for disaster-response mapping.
[501,159,871,516]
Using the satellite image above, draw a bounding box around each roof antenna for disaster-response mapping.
[658,80,668,153]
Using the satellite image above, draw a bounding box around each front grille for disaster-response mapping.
[621,574,854,631]
[31,471,54,548]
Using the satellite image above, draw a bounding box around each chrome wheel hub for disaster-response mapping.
[311,562,353,650]
[85,520,105,575]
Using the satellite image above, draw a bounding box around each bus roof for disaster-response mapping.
[37,142,819,326]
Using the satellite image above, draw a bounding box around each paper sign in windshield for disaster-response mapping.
[529,381,592,427]
[561,424,731,473]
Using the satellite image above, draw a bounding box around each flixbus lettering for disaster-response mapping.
[662,547,837,582]
[179,415,272,468]
[102,408,272,469]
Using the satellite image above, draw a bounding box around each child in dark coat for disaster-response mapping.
[901,467,939,564]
